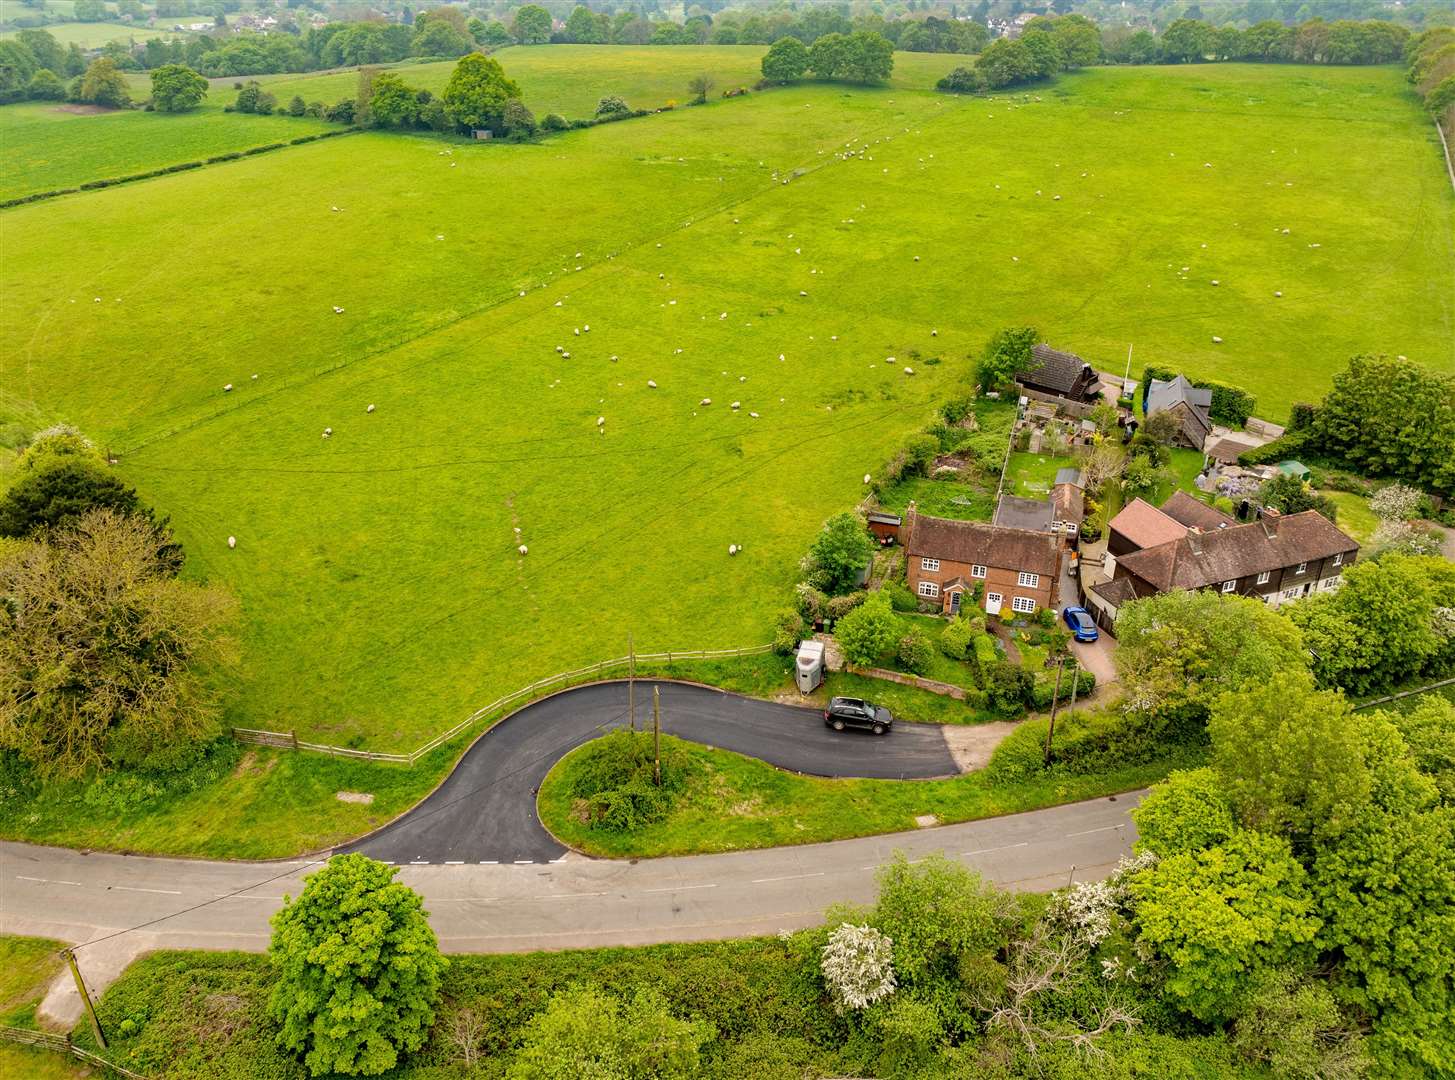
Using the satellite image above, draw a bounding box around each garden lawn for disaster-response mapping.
[539,733,1177,857]
[1146,446,1209,505]
[2,62,1450,856]
[1324,489,1380,543]
[0,100,333,200]
[1004,451,1076,498]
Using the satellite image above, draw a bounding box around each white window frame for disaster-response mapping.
[920,557,940,572]
[1333,552,1342,566]
[1011,596,1037,614]
[1222,579,1236,593]
[1256,570,1270,585]
[917,580,940,599]
[971,564,987,579]
[1284,587,1299,599]
[1016,571,1039,588]
[1295,561,1307,574]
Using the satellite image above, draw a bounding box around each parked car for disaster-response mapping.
[823,696,893,735]
[1062,605,1098,643]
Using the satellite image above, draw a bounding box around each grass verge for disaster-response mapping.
[538,732,1183,858]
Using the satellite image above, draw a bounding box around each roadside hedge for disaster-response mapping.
[0,128,358,211]
[984,704,1206,785]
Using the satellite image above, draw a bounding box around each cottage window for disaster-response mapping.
[1011,596,1037,614]
[1256,570,1271,585]
[1284,588,1299,599]
[920,558,940,573]
[1295,561,1307,574]
[917,581,940,599]
[971,564,987,579]
[1222,580,1236,593]
[1333,553,1343,566]
[1017,571,1039,588]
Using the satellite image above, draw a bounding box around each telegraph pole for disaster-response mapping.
[652,686,662,786]
[63,949,107,1050]
[628,632,636,732]
[1066,656,1080,715]
[1044,658,1065,767]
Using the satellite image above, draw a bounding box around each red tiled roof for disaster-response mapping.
[1108,498,1187,550]
[1160,491,1237,532]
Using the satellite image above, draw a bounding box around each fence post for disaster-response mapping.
[290,731,298,750]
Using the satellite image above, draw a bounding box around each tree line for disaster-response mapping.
[1407,27,1455,128]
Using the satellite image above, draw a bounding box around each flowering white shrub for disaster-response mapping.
[1369,483,1422,522]
[1047,851,1158,949]
[821,923,897,1013]
[1370,519,1443,558]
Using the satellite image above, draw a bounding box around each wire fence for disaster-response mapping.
[0,1026,151,1079]
[233,643,775,767]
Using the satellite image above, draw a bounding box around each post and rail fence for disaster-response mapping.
[232,643,775,767]
[0,1026,151,1079]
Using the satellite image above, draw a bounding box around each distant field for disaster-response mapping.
[0,100,334,200]
[225,44,977,119]
[1,60,1450,851]
[0,20,172,47]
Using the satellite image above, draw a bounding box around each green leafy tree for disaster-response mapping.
[509,985,713,1079]
[1231,970,1369,1080]
[1258,472,1337,522]
[502,97,535,134]
[897,629,934,675]
[808,32,849,77]
[1387,695,1455,805]
[27,67,65,99]
[512,4,552,45]
[412,20,474,58]
[269,854,446,1077]
[1209,670,1370,839]
[0,510,235,779]
[761,35,809,81]
[976,326,1038,392]
[565,4,606,44]
[441,52,521,131]
[480,20,513,47]
[840,30,894,83]
[149,63,207,112]
[806,512,875,594]
[0,459,143,538]
[1113,590,1308,715]
[1131,829,1321,1023]
[77,57,131,107]
[368,72,421,127]
[686,72,714,103]
[835,591,900,667]
[594,94,631,118]
[1019,28,1064,76]
[1160,18,1213,62]
[976,37,1036,88]
[16,28,64,75]
[1132,767,1238,857]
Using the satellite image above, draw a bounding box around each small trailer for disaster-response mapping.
[795,640,825,694]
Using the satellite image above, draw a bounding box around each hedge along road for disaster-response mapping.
[346,680,963,865]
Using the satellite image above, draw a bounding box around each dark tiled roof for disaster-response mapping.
[1160,490,1237,532]
[1147,375,1212,413]
[993,495,1055,532]
[1206,437,1252,463]
[1116,510,1359,591]
[908,513,1059,578]
[1108,498,1187,550]
[1054,467,1083,488]
[1090,576,1139,608]
[1053,482,1085,523]
[1021,344,1097,397]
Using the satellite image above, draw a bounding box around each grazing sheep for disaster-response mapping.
[367,404,376,413]
[251,374,258,380]
[333,306,345,314]
[436,234,445,241]
[730,401,740,409]
[562,351,571,359]
[1275,291,1283,297]
[224,384,233,392]
[519,545,528,555]
[864,473,872,484]
[322,428,332,438]
[799,290,807,297]
[574,328,580,336]
[701,398,711,405]
[331,206,341,212]
[750,412,759,418]
[597,416,605,426]
[648,379,657,387]
[729,544,738,556]
[1210,280,1220,286]
[227,536,236,549]
[1212,336,1223,344]
[610,355,619,362]
[931,329,937,336]
[583,325,590,332]
[1052,195,1061,201]
[904,367,914,376]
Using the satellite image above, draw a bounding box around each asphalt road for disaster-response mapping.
[3,791,1144,1024]
[348,680,960,864]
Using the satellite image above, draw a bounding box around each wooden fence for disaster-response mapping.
[233,643,774,767]
[1351,675,1455,712]
[0,1026,151,1079]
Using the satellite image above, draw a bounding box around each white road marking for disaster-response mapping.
[409,860,430,865]
[480,860,498,865]
[513,860,533,865]
[961,842,1030,856]
[751,872,824,884]
[532,892,606,901]
[109,885,183,896]
[643,883,718,893]
[1066,825,1121,838]
[17,876,83,886]
[444,861,464,865]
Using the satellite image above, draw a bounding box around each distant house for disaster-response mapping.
[904,505,1061,617]
[1146,375,1213,450]
[1016,344,1102,408]
[1093,507,1357,617]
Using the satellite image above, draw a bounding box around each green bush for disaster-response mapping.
[1238,429,1311,467]
[982,660,1032,715]
[540,111,567,130]
[970,633,999,677]
[939,616,975,660]
[897,630,935,675]
[1289,402,1318,431]
[985,704,1207,784]
[565,729,695,832]
[1028,668,1096,709]
[772,608,805,655]
[885,583,917,613]
[826,591,866,622]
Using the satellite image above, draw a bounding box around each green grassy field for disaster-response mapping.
[220,45,976,119]
[0,21,163,47]
[2,57,1451,853]
[0,936,89,1079]
[0,100,334,200]
[539,732,1177,858]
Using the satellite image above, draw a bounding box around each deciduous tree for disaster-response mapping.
[761,35,809,81]
[512,4,552,45]
[441,52,520,132]
[834,591,899,667]
[805,512,875,594]
[509,986,712,1079]
[149,63,207,112]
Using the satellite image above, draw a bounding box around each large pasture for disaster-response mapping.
[3,59,1451,771]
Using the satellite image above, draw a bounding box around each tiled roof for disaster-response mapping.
[1107,498,1187,550]
[993,495,1055,533]
[1021,344,1095,396]
[1090,576,1139,608]
[908,513,1059,578]
[1160,491,1237,532]
[1054,467,1083,488]
[1053,482,1085,523]
[1206,437,1252,463]
[1116,511,1359,591]
[1147,374,1212,413]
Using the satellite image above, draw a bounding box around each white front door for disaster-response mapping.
[986,592,1003,615]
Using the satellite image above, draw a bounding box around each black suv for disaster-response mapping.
[823,696,893,735]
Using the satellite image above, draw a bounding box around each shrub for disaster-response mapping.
[594,94,631,119]
[885,583,918,613]
[772,608,806,655]
[540,111,567,130]
[821,923,897,1013]
[835,592,899,667]
[1028,668,1095,709]
[511,985,712,1079]
[982,660,1032,714]
[805,512,875,594]
[939,616,976,660]
[826,591,866,621]
[937,65,984,93]
[564,729,695,832]
[985,704,1207,785]
[897,630,935,675]
[794,582,828,623]
[269,854,446,1076]
[1289,402,1318,431]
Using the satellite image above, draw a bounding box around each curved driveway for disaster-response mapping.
[348,680,960,864]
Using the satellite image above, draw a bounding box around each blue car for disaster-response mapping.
[1062,606,1098,643]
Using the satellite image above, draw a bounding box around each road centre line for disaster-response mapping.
[751,872,824,884]
[961,842,1031,856]
[643,883,718,893]
[533,891,606,901]
[17,875,83,886]
[108,885,183,895]
[1066,825,1122,837]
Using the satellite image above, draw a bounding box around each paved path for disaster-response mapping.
[4,791,1143,1023]
[347,680,959,865]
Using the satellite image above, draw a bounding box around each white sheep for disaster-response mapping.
[931,329,937,337]
[367,404,376,413]
[729,544,738,556]
[903,367,914,376]
[224,384,233,392]
[574,328,580,336]
[322,428,332,438]
[610,355,619,362]
[333,306,345,314]
[597,416,605,426]
[799,290,807,297]
[730,401,740,409]
[562,351,571,359]
[1275,290,1283,297]
[227,536,236,549]
[519,545,528,555]
[251,374,258,380]
[583,325,590,332]
[700,398,711,406]
[648,379,657,388]
[864,473,872,484]
[1210,280,1220,286]
[1212,336,1223,344]
[750,412,759,418]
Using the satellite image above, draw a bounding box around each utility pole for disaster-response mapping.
[1044,657,1064,767]
[1066,656,1080,715]
[1122,343,1133,394]
[63,949,107,1050]
[628,632,636,732]
[652,685,662,787]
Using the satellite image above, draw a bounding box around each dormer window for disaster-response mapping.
[1296,562,1307,574]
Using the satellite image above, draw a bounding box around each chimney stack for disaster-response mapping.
[1261,506,1281,538]
[1187,525,1203,554]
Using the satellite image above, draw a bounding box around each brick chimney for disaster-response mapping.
[1187,525,1203,555]
[1261,506,1281,538]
